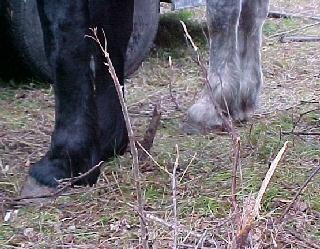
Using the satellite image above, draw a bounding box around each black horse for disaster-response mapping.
[22,0,133,195]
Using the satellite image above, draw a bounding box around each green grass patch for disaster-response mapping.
[263,17,303,36]
[153,10,208,58]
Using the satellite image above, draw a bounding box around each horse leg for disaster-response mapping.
[183,0,242,133]
[22,1,100,196]
[236,0,269,120]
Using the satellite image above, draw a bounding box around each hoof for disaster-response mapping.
[180,118,222,135]
[20,177,57,203]
[180,120,204,135]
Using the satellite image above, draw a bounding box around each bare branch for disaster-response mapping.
[180,20,240,213]
[281,131,320,136]
[254,141,290,215]
[277,161,320,224]
[280,36,320,43]
[268,11,320,21]
[172,144,179,249]
[268,21,320,38]
[87,28,148,249]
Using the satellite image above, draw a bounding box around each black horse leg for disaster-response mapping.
[23,1,100,193]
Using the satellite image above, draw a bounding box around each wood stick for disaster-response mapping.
[277,162,320,224]
[281,131,320,136]
[268,11,320,21]
[137,105,161,160]
[280,36,320,43]
[172,144,179,249]
[254,141,289,215]
[268,21,320,38]
[180,20,241,214]
[87,28,148,249]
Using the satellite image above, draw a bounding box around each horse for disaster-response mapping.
[21,0,269,197]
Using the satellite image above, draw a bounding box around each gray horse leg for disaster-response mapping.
[236,0,269,120]
[184,0,242,133]
[183,0,269,133]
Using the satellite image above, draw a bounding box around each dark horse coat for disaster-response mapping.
[25,1,133,191]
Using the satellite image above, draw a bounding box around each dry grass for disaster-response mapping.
[1,0,319,248]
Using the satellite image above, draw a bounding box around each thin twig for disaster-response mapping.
[280,36,320,42]
[268,11,320,21]
[232,137,241,214]
[286,227,320,249]
[281,131,320,136]
[277,161,320,224]
[2,162,104,205]
[87,28,148,249]
[136,141,167,172]
[169,145,180,249]
[179,152,197,184]
[168,56,181,110]
[180,20,240,213]
[195,230,208,249]
[145,213,219,247]
[268,21,320,38]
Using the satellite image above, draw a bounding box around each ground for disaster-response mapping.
[0,0,319,248]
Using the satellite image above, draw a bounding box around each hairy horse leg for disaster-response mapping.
[183,0,242,133]
[236,0,269,120]
[21,1,100,196]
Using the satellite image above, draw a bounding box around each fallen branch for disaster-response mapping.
[268,21,320,38]
[280,36,320,43]
[281,131,320,136]
[268,11,320,21]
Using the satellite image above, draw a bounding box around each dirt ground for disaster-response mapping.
[0,0,319,248]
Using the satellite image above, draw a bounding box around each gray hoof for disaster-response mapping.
[180,118,222,135]
[180,120,204,135]
[20,177,57,203]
